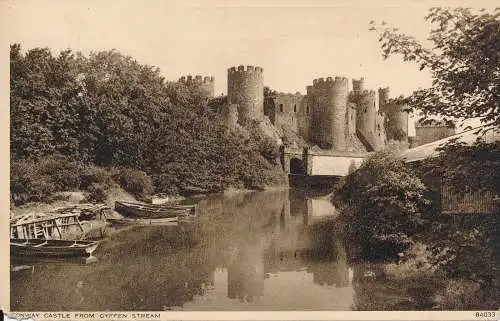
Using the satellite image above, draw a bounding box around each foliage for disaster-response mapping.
[370,8,500,128]
[10,44,285,198]
[333,151,430,261]
[370,9,499,306]
[114,168,154,200]
[411,140,500,305]
[79,165,116,190]
[37,154,84,191]
[417,139,500,196]
[10,159,58,205]
[85,183,109,203]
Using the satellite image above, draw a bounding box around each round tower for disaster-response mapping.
[308,76,349,150]
[178,75,215,98]
[379,87,408,141]
[378,87,390,108]
[356,90,379,150]
[227,65,264,124]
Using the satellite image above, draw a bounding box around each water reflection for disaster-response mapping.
[11,189,356,311]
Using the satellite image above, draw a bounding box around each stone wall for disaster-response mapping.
[178,75,215,98]
[415,124,455,146]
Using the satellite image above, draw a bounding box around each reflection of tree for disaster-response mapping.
[308,261,349,287]
[351,264,439,310]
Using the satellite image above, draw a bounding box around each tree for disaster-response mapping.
[334,151,430,262]
[370,8,500,128]
[370,10,499,307]
[10,44,286,200]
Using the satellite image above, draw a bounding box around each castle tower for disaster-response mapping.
[227,65,264,124]
[308,77,349,150]
[352,78,365,95]
[378,87,390,108]
[356,90,381,151]
[178,75,215,98]
[378,87,409,142]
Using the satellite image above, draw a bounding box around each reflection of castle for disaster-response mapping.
[227,243,265,303]
[264,190,352,288]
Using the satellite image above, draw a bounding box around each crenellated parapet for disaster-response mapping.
[227,65,264,74]
[178,74,215,97]
[227,65,264,124]
[311,76,349,89]
[178,75,215,84]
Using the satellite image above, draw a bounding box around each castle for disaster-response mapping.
[179,65,412,152]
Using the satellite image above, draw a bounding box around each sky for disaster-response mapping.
[2,0,495,126]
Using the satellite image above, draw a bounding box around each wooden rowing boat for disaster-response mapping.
[117,200,196,211]
[10,239,99,258]
[114,201,195,219]
[106,216,179,226]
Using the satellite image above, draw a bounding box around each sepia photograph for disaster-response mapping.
[2,0,499,316]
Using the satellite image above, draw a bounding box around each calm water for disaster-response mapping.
[11,189,442,311]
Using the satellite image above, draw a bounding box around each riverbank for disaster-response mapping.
[10,187,138,239]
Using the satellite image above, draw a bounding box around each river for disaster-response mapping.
[10,188,444,311]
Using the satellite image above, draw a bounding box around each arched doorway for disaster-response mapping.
[290,157,306,175]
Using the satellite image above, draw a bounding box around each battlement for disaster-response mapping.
[227,65,264,74]
[311,76,349,88]
[273,91,304,97]
[359,89,376,97]
[178,75,214,84]
[352,78,365,92]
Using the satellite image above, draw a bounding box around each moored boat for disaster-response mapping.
[10,239,99,258]
[115,201,194,219]
[106,216,179,226]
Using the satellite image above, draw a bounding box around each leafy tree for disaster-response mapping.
[10,44,285,202]
[370,9,499,307]
[333,151,430,261]
[370,8,500,128]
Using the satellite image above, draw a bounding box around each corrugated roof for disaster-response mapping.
[401,125,500,163]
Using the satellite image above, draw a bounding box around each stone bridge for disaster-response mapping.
[281,147,371,177]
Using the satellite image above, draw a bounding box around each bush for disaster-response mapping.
[114,168,154,199]
[80,166,115,190]
[85,183,108,203]
[10,160,58,205]
[37,155,84,191]
[334,151,430,262]
[258,137,279,164]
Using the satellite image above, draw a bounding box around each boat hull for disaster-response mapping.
[107,217,179,226]
[115,201,193,219]
[10,239,99,258]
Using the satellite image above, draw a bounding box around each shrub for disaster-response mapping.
[38,155,84,191]
[85,183,108,203]
[333,151,430,262]
[258,136,280,164]
[10,160,58,205]
[114,168,154,199]
[80,166,115,190]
